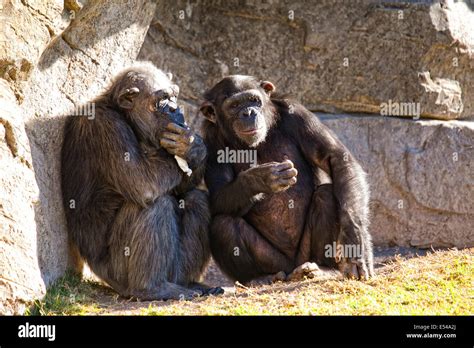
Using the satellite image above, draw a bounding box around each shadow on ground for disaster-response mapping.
[26,246,447,315]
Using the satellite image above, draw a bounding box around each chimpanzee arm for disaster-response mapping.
[96,110,180,207]
[173,135,207,195]
[203,124,265,216]
[204,123,298,216]
[281,103,370,249]
[205,150,265,217]
[160,123,208,194]
[184,134,207,171]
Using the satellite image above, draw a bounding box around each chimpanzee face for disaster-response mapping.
[200,75,275,148]
[149,82,185,129]
[116,69,185,140]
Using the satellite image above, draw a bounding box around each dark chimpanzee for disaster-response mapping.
[200,75,374,284]
[61,62,223,300]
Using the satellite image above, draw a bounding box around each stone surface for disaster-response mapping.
[22,0,156,288]
[139,0,474,249]
[0,0,68,101]
[140,0,474,120]
[0,80,44,315]
[319,114,474,248]
[139,0,474,248]
[1,0,473,315]
[0,0,156,314]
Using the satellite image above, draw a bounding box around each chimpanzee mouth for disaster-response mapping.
[240,128,262,135]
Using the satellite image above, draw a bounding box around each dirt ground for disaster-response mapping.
[74,246,438,315]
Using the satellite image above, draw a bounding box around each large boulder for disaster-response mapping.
[0,0,68,101]
[139,0,474,248]
[320,114,474,248]
[0,0,156,314]
[0,80,44,314]
[1,0,473,315]
[140,0,474,120]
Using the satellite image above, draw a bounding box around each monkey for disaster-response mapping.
[61,62,223,300]
[200,75,374,284]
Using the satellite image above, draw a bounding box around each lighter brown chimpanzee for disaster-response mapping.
[61,62,223,300]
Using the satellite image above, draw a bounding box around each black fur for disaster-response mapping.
[201,75,374,283]
[61,62,220,300]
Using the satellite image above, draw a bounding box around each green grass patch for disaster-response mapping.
[25,270,112,315]
[26,248,474,316]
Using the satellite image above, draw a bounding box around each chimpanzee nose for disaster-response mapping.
[168,102,177,112]
[243,109,256,117]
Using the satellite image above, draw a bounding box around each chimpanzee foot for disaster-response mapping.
[287,262,321,281]
[287,262,341,281]
[189,282,225,296]
[244,271,287,287]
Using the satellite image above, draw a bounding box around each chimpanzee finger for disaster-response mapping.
[350,263,359,279]
[279,176,297,186]
[274,177,297,192]
[273,185,291,193]
[357,261,370,280]
[278,167,298,179]
[160,138,179,149]
[162,132,186,142]
[273,160,294,172]
[338,259,350,278]
[258,161,283,171]
[166,122,190,134]
[340,260,361,280]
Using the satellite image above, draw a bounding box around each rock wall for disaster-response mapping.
[139,0,474,120]
[0,0,156,314]
[139,0,474,247]
[1,0,473,314]
[319,115,473,248]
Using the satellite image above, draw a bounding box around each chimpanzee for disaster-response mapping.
[200,75,374,284]
[61,62,223,300]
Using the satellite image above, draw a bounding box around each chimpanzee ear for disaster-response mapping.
[200,101,217,123]
[118,87,140,109]
[260,80,276,95]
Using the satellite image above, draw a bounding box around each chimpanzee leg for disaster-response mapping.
[297,183,340,269]
[93,196,202,300]
[175,189,211,285]
[210,215,294,283]
[298,181,374,279]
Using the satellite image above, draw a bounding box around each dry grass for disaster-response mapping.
[26,248,473,316]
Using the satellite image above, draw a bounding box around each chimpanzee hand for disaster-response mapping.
[337,256,372,280]
[160,123,206,169]
[335,228,373,280]
[242,160,298,194]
